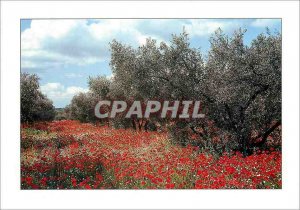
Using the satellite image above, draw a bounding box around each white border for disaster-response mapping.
[1,1,299,209]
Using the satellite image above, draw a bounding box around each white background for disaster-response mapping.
[1,1,299,209]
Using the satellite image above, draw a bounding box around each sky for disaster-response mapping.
[21,19,281,108]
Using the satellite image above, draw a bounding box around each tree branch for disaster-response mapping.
[251,120,281,147]
[190,126,204,138]
[242,84,269,111]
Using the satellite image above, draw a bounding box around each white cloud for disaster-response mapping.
[186,20,227,36]
[21,20,78,49]
[21,20,151,73]
[40,82,88,106]
[251,19,280,27]
[136,19,238,39]
[186,19,245,38]
[105,74,114,80]
[65,86,88,95]
[21,20,104,72]
[41,83,63,91]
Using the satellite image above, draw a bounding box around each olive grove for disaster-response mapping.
[67,28,281,155]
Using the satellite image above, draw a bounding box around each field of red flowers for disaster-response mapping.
[21,120,281,189]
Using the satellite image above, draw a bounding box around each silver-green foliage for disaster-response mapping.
[21,73,55,122]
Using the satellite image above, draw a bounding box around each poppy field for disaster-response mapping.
[21,120,281,189]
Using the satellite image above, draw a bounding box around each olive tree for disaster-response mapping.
[134,32,209,142]
[108,32,207,131]
[21,72,55,123]
[202,29,281,154]
[109,40,148,130]
[68,76,111,124]
[68,92,101,123]
[88,76,111,99]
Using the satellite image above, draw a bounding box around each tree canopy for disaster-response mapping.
[21,73,55,123]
